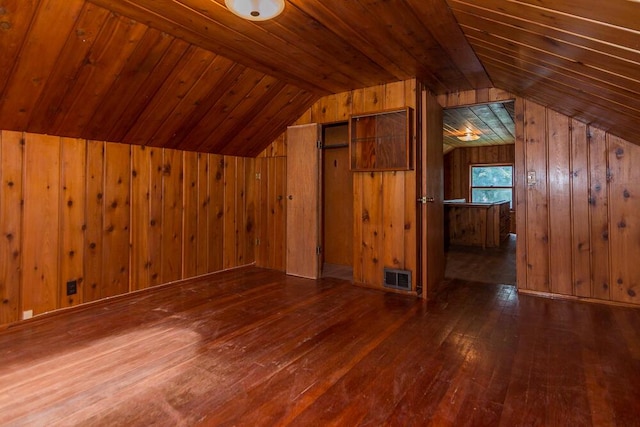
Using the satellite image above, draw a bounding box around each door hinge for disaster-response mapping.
[255,172,261,180]
[316,246,322,255]
[317,140,323,149]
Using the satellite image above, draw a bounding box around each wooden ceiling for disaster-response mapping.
[0,0,639,155]
[447,0,640,144]
[443,101,515,153]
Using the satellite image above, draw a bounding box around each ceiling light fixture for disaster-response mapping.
[225,0,285,21]
[457,129,480,142]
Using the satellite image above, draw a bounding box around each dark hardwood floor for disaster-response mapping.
[322,262,353,281]
[1,266,639,426]
[445,234,517,285]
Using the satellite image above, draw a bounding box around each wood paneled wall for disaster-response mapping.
[255,135,287,271]
[0,131,255,325]
[440,88,640,307]
[444,145,515,201]
[254,157,287,272]
[257,80,418,291]
[517,99,640,305]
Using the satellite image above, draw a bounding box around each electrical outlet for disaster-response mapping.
[66,280,78,296]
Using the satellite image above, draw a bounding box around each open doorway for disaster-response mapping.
[320,122,353,281]
[442,101,517,285]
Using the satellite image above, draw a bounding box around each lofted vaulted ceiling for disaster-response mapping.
[447,0,640,143]
[0,0,638,156]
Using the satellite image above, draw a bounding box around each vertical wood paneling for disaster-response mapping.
[588,127,610,300]
[161,149,183,283]
[59,138,86,308]
[352,170,364,283]
[272,157,287,271]
[360,172,383,286]
[22,134,60,315]
[234,158,246,266]
[336,91,353,122]
[514,100,640,305]
[130,145,151,291]
[547,111,572,295]
[350,87,365,116]
[385,81,406,110]
[0,130,257,326]
[311,93,338,124]
[608,135,640,304]
[196,153,210,275]
[294,108,312,126]
[183,151,199,278]
[244,158,256,266]
[84,141,104,302]
[223,157,237,270]
[255,158,268,267]
[523,101,550,292]
[148,148,163,286]
[271,133,287,157]
[570,120,591,297]
[208,154,225,272]
[363,85,384,112]
[437,89,508,109]
[0,131,23,324]
[102,143,130,297]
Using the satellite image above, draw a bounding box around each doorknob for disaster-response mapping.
[418,196,435,204]
[288,195,293,200]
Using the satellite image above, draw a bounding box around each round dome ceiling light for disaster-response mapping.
[225,0,285,21]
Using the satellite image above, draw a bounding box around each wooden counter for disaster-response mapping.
[444,201,510,248]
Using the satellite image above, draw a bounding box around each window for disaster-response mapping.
[470,165,513,208]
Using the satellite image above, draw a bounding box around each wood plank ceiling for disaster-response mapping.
[443,101,515,153]
[0,0,639,156]
[447,0,640,144]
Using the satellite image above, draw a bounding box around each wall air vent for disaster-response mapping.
[383,268,412,291]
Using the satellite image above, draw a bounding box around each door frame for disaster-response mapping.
[417,85,445,300]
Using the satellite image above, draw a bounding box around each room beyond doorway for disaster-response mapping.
[442,100,516,286]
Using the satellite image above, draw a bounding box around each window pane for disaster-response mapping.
[472,188,512,207]
[471,166,512,187]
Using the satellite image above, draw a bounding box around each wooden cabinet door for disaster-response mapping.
[286,124,321,279]
[418,88,445,299]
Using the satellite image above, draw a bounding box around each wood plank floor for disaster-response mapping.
[1,266,639,426]
[445,234,516,285]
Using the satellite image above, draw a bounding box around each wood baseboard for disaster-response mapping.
[1,264,257,331]
[518,288,640,309]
